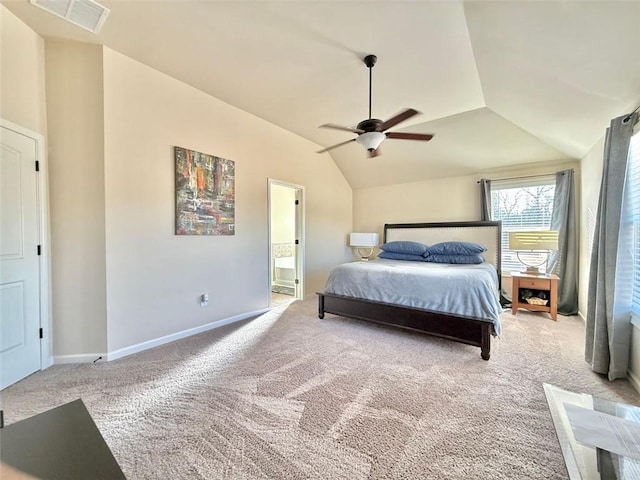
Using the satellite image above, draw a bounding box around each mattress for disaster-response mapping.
[323,259,502,335]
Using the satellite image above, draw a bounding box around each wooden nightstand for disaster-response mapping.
[511,272,559,321]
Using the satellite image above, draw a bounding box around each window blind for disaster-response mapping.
[628,131,640,317]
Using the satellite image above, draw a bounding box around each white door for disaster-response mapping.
[0,126,41,389]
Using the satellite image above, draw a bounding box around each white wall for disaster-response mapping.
[578,137,605,317]
[45,41,108,356]
[354,175,479,233]
[0,6,47,135]
[271,184,296,244]
[354,159,579,237]
[99,48,352,352]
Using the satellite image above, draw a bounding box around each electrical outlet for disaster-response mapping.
[200,293,209,307]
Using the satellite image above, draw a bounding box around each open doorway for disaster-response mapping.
[268,180,304,307]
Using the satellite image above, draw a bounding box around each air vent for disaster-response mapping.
[30,0,110,34]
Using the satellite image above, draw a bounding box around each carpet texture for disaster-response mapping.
[2,300,638,479]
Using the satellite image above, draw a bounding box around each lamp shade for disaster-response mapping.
[355,132,385,151]
[508,230,559,251]
[349,232,379,247]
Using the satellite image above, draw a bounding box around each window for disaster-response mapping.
[490,176,556,273]
[628,131,640,317]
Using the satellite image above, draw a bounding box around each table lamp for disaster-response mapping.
[508,230,559,275]
[349,232,379,261]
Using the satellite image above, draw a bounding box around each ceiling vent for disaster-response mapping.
[30,0,110,34]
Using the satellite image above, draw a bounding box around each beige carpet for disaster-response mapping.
[2,299,638,479]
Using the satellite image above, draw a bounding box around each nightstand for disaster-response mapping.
[511,272,559,321]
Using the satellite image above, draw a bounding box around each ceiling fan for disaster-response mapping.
[317,54,434,158]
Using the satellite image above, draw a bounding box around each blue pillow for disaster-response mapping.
[378,251,427,262]
[425,253,485,264]
[380,241,429,255]
[426,241,486,256]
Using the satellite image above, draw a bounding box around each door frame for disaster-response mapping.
[1,118,52,370]
[267,179,305,304]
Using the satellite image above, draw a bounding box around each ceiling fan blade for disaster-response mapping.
[316,138,356,154]
[379,108,421,131]
[319,123,364,134]
[386,132,434,141]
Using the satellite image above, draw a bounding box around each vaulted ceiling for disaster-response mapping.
[4,1,640,189]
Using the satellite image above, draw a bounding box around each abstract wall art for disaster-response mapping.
[174,146,235,235]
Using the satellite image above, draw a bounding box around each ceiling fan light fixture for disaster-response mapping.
[355,132,385,152]
[317,54,432,156]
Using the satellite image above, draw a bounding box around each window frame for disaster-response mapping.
[489,175,557,275]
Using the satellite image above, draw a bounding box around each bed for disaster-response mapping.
[317,221,502,360]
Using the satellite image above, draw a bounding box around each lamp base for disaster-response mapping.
[355,247,374,261]
[515,251,549,276]
[522,266,543,275]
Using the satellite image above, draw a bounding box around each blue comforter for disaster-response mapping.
[324,259,502,335]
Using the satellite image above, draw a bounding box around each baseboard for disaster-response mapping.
[577,311,586,323]
[53,353,105,364]
[53,308,269,365]
[106,308,269,362]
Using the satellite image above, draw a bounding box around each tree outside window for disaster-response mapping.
[491,180,555,273]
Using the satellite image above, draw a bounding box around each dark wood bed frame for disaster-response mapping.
[317,220,502,360]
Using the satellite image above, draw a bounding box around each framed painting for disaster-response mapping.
[174,146,235,235]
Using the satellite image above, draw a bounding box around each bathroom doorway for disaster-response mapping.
[268,180,304,307]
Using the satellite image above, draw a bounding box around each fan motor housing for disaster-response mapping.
[356,118,383,132]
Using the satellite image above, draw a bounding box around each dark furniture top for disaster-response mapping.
[0,399,126,480]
